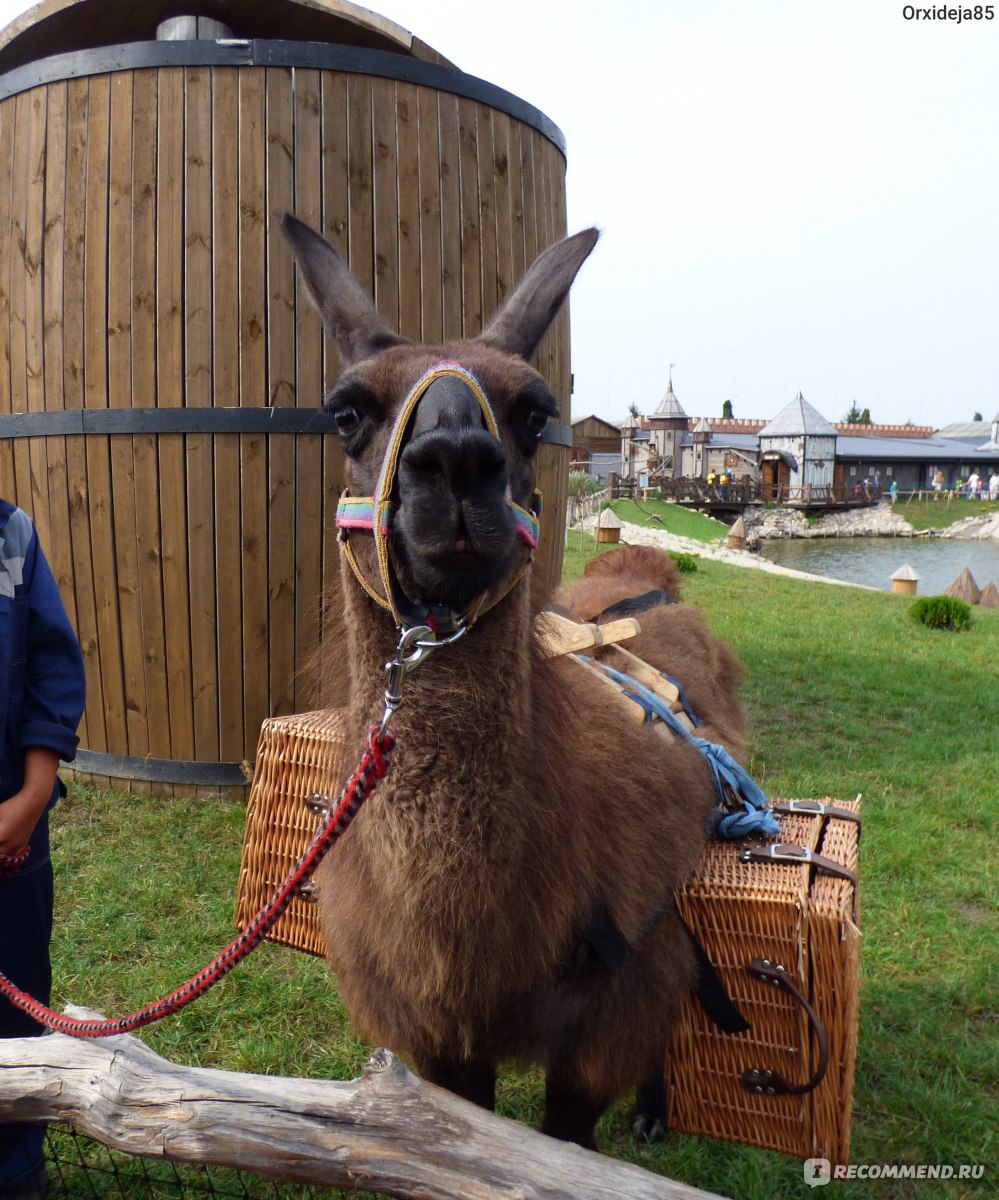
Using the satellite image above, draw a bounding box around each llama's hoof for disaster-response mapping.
[630,1108,667,1144]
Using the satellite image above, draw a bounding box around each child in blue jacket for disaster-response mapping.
[0,500,86,1199]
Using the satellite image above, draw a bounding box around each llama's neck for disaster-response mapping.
[338,553,536,749]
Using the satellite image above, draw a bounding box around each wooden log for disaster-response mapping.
[0,1012,725,1200]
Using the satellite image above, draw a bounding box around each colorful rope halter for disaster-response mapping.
[335,361,543,632]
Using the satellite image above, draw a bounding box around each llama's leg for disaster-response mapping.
[630,1057,669,1143]
[541,1071,609,1150]
[416,1055,497,1111]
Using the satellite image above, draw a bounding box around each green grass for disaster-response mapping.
[893,494,999,532]
[609,496,729,542]
[45,544,998,1200]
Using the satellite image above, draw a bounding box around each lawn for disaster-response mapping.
[41,537,998,1200]
[892,494,999,532]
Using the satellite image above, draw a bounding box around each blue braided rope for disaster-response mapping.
[588,660,780,840]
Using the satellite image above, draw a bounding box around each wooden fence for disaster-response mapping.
[0,45,572,792]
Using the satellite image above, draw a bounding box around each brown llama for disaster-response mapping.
[282,215,747,1150]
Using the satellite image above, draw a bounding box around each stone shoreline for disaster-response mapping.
[741,501,999,548]
[581,500,999,590]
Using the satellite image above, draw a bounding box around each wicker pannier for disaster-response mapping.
[666,798,861,1164]
[236,710,860,1162]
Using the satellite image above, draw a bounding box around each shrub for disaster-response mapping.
[909,595,972,631]
[669,551,699,574]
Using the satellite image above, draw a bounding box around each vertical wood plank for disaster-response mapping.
[292,66,323,713]
[0,96,14,421]
[185,64,219,766]
[212,66,244,760]
[371,77,399,335]
[265,66,296,716]
[416,86,443,346]
[40,82,84,741]
[83,74,128,759]
[62,78,104,752]
[23,86,48,546]
[237,67,269,749]
[457,97,481,337]
[156,65,196,769]
[475,102,498,327]
[491,111,515,313]
[319,70,349,395]
[108,71,150,766]
[130,69,170,762]
[345,74,373,299]
[396,81,421,342]
[7,92,32,513]
[437,93,462,343]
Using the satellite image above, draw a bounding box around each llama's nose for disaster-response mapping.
[410,374,488,437]
[402,377,507,496]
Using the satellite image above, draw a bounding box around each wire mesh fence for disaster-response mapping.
[45,1126,341,1200]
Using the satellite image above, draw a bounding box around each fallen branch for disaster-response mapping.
[0,1008,726,1200]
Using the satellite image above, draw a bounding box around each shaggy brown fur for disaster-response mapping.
[555,550,746,759]
[282,215,748,1150]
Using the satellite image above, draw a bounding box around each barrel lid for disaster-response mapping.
[0,0,452,73]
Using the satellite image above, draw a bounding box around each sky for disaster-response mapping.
[1,0,996,431]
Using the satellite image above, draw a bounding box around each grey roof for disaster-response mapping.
[680,431,759,451]
[935,420,991,438]
[652,380,687,419]
[835,435,999,462]
[759,392,838,438]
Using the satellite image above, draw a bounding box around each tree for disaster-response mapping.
[721,399,734,419]
[973,411,983,422]
[859,407,871,424]
[627,402,640,422]
[843,402,863,424]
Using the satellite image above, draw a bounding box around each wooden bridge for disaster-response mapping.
[633,479,880,516]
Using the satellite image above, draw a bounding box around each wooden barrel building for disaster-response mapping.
[0,0,573,792]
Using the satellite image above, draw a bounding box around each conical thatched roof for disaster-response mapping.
[978,581,999,609]
[945,567,981,604]
[597,507,623,529]
[891,564,920,582]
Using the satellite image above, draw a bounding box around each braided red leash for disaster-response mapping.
[0,723,394,1038]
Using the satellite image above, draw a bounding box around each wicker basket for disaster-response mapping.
[666,798,861,1164]
[236,710,860,1162]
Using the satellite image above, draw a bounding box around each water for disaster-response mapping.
[757,535,999,595]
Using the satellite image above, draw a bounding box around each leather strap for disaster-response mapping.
[739,842,858,890]
[771,799,862,827]
[741,959,830,1096]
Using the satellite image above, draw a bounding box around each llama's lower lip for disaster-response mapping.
[454,539,468,552]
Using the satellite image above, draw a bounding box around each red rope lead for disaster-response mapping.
[0,724,394,1039]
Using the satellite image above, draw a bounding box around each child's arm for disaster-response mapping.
[0,747,60,856]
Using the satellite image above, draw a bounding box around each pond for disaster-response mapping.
[756,536,999,595]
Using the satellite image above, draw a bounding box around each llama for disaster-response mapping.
[281,215,746,1150]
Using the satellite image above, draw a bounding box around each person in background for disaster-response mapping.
[989,471,999,501]
[1,500,86,1200]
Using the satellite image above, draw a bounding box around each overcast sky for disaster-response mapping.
[1,0,996,431]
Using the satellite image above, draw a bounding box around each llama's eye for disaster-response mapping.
[332,404,362,437]
[525,408,550,439]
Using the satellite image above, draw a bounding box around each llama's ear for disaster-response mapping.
[478,228,599,362]
[281,214,410,367]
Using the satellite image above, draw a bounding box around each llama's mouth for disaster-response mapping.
[389,512,517,611]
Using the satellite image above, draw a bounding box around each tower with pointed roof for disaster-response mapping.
[758,392,837,498]
[646,375,688,480]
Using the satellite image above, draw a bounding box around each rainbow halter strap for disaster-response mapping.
[335,360,543,633]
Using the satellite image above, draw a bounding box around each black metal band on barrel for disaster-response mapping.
[71,749,249,787]
[0,39,566,155]
[0,408,573,446]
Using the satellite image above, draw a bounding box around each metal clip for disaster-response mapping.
[380,624,438,735]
